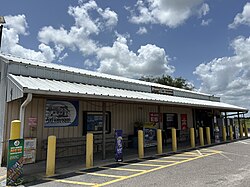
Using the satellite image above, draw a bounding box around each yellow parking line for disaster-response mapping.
[77,171,125,178]
[99,166,146,172]
[45,178,97,186]
[174,154,199,157]
[149,159,177,163]
[163,156,191,159]
[95,152,219,187]
[129,163,163,167]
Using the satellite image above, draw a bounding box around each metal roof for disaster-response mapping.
[7,74,248,112]
[0,53,215,97]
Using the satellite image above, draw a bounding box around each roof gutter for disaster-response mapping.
[19,93,32,138]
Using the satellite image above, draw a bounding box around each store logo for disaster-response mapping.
[14,140,20,147]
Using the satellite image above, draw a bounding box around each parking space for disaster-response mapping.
[44,148,221,187]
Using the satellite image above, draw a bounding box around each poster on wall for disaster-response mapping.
[23,138,37,164]
[45,100,79,127]
[181,114,188,130]
[149,112,161,123]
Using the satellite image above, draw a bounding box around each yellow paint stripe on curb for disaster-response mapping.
[94,152,219,187]
[99,166,146,172]
[45,178,97,186]
[77,171,125,178]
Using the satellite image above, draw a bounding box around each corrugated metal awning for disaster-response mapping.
[7,74,248,112]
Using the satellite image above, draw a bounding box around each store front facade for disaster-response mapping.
[0,54,248,165]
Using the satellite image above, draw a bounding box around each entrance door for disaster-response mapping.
[163,113,178,143]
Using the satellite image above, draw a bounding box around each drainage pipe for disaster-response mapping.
[19,93,32,138]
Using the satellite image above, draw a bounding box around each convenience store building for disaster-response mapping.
[0,54,248,165]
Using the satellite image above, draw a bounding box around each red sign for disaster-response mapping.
[181,114,188,130]
[149,112,161,123]
[28,118,37,127]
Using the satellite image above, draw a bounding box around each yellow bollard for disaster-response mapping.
[199,127,204,146]
[10,120,21,140]
[244,124,248,138]
[46,135,56,176]
[190,128,195,148]
[172,128,177,152]
[138,130,144,158]
[157,129,162,154]
[222,126,227,142]
[229,125,233,140]
[86,133,93,168]
[239,124,243,138]
[206,127,211,145]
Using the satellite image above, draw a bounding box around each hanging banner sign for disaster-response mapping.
[7,139,24,186]
[115,130,123,162]
[45,100,79,127]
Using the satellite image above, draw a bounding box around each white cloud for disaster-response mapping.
[96,34,174,78]
[229,2,250,29]
[136,27,147,35]
[1,15,55,62]
[201,19,212,26]
[194,36,250,110]
[198,3,209,18]
[38,0,118,57]
[128,0,207,28]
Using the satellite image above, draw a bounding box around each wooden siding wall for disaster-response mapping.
[4,98,193,162]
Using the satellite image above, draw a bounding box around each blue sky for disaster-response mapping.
[1,0,250,110]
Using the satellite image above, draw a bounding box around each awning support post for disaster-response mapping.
[102,102,106,160]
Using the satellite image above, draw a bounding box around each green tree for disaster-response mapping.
[139,74,194,91]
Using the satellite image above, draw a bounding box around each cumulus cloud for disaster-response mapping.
[128,0,208,28]
[96,34,174,78]
[38,0,118,57]
[194,36,250,109]
[136,27,147,35]
[1,15,55,62]
[229,2,250,29]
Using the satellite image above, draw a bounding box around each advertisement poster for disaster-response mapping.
[144,128,157,147]
[181,114,188,130]
[45,100,79,127]
[115,130,123,162]
[7,139,24,186]
[23,138,37,164]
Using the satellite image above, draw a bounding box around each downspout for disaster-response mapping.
[19,93,32,139]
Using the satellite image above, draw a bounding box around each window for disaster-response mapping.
[83,111,111,135]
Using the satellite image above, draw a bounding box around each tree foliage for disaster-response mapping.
[139,74,194,91]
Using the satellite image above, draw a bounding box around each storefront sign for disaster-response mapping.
[45,100,79,127]
[115,130,123,162]
[24,138,37,164]
[7,139,24,186]
[144,128,157,147]
[181,114,188,130]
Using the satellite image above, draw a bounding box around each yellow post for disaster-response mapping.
[239,124,243,138]
[244,124,248,138]
[199,127,204,146]
[222,126,227,142]
[229,125,233,140]
[190,128,195,148]
[138,130,144,158]
[157,129,162,154]
[206,127,211,145]
[172,128,177,152]
[46,135,56,176]
[10,120,21,140]
[86,133,93,168]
